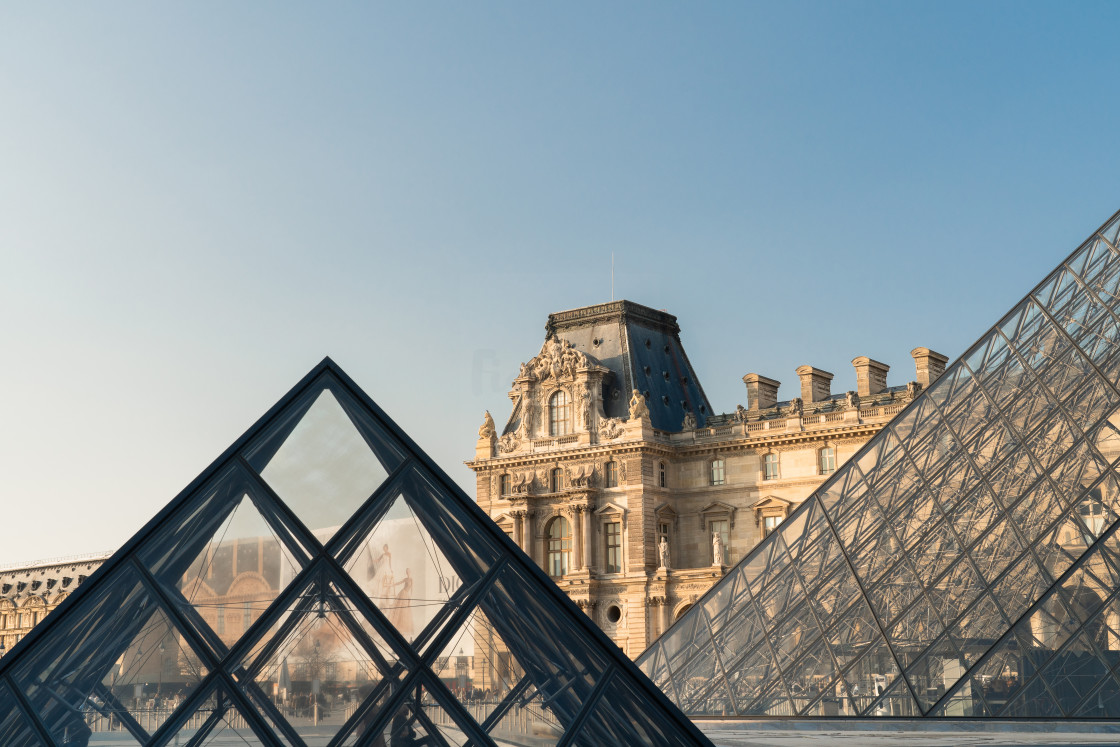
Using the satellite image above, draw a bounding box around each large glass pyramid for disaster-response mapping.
[0,361,712,746]
[640,208,1120,720]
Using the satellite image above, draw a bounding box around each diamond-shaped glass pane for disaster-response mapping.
[246,379,406,540]
[140,469,305,653]
[240,576,403,744]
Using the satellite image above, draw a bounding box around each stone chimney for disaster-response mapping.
[852,357,890,398]
[795,366,834,403]
[911,347,949,389]
[742,373,780,411]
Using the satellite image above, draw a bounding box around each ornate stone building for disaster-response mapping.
[0,553,110,656]
[468,300,946,658]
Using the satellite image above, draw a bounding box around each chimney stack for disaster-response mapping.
[742,374,780,411]
[795,366,834,403]
[911,348,949,389]
[852,357,890,397]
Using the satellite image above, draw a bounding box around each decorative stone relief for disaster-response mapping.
[519,336,593,383]
[787,397,803,417]
[599,417,625,440]
[498,433,520,453]
[569,462,595,488]
[511,471,534,495]
[681,410,697,430]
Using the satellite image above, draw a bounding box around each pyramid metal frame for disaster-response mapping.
[0,359,714,746]
[640,208,1120,720]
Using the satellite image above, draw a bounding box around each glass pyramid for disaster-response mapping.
[0,361,712,746]
[640,208,1120,719]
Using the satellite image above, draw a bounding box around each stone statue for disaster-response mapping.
[581,386,593,429]
[907,380,922,398]
[478,410,495,439]
[845,391,860,410]
[628,389,649,420]
[682,410,697,430]
[735,404,748,422]
[712,530,725,566]
[788,397,803,418]
[658,536,671,570]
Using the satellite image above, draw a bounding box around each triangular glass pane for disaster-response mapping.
[140,468,305,653]
[240,575,404,744]
[0,681,46,747]
[245,379,406,541]
[1071,670,1120,717]
[432,603,570,737]
[1037,629,1113,716]
[168,685,282,747]
[1001,673,1064,718]
[9,564,208,746]
[375,679,476,747]
[571,673,709,746]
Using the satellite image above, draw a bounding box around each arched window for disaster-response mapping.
[659,461,667,488]
[550,467,563,493]
[710,458,726,486]
[549,390,570,436]
[547,517,572,577]
[605,461,618,488]
[499,474,511,496]
[819,447,836,475]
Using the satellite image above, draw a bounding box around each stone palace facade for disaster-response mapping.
[468,300,946,658]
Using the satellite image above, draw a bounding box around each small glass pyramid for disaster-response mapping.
[0,361,711,746]
[640,208,1120,719]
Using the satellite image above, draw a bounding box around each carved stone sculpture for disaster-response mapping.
[522,336,593,382]
[681,410,697,430]
[735,404,748,422]
[712,530,725,566]
[788,397,803,417]
[582,386,593,429]
[478,410,496,439]
[907,380,923,398]
[658,537,671,570]
[498,433,520,453]
[845,391,860,410]
[628,389,649,420]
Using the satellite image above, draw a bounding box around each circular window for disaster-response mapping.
[606,605,623,623]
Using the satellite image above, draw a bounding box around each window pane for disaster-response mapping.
[605,522,622,573]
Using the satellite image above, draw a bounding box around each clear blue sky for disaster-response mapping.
[2,3,1119,563]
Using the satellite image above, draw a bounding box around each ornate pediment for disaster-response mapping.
[699,500,737,529]
[595,501,627,518]
[517,335,600,383]
[752,495,792,512]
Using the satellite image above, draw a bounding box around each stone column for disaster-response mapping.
[570,507,583,573]
[511,510,524,549]
[522,511,534,564]
[660,597,671,634]
[583,508,594,571]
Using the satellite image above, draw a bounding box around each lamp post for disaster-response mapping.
[158,641,167,708]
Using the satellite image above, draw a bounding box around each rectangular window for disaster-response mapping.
[710,519,730,563]
[710,459,726,486]
[763,515,783,537]
[605,461,618,488]
[500,474,511,496]
[605,522,622,573]
[659,462,666,488]
[763,453,779,480]
[819,447,836,475]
